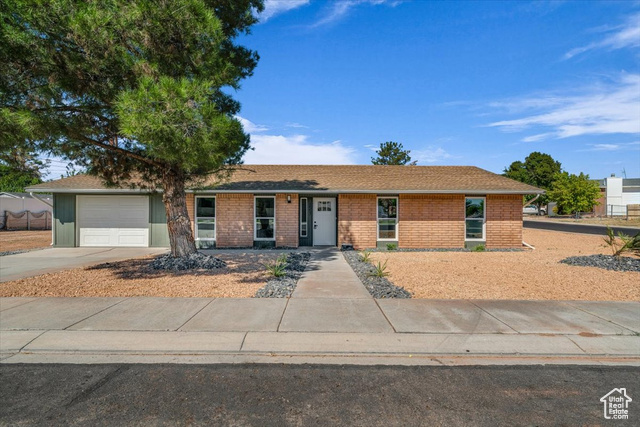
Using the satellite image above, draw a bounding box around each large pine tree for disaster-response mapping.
[0,0,263,256]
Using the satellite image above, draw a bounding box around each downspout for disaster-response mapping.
[30,192,54,245]
[522,193,541,250]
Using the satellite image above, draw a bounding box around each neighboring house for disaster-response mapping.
[594,175,640,217]
[26,165,542,249]
[0,192,53,229]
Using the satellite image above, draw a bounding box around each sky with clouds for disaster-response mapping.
[226,0,640,179]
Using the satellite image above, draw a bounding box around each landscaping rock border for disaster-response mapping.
[255,252,311,298]
[0,250,27,257]
[150,252,227,271]
[560,254,640,272]
[342,251,411,299]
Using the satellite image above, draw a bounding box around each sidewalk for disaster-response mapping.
[1,249,639,366]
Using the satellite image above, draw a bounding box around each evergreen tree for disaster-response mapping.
[1,0,263,256]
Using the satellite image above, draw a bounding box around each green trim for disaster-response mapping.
[53,194,76,247]
[149,194,170,247]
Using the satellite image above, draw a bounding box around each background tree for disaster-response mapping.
[371,141,417,165]
[547,172,600,217]
[503,152,562,208]
[1,0,263,257]
[0,147,47,192]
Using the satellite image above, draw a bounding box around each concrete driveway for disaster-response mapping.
[0,247,167,283]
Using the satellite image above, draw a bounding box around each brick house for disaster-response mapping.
[27,165,542,249]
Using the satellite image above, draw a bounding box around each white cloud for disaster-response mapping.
[259,0,310,22]
[411,147,453,163]
[285,122,308,129]
[310,0,400,27]
[581,141,640,152]
[235,115,269,133]
[564,12,640,59]
[486,74,640,141]
[244,134,357,164]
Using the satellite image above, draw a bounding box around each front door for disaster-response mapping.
[313,197,336,246]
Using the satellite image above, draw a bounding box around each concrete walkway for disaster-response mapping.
[0,247,168,283]
[1,295,638,365]
[1,248,638,365]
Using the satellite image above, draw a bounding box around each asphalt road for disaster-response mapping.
[524,219,640,236]
[1,364,638,426]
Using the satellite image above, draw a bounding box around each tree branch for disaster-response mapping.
[72,133,163,168]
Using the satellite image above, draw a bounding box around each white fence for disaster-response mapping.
[606,204,640,219]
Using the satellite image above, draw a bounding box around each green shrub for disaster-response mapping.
[369,260,390,278]
[472,244,485,252]
[603,227,640,257]
[386,243,397,251]
[360,250,372,263]
[264,256,287,277]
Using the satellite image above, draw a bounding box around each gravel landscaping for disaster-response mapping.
[560,254,640,272]
[254,252,311,298]
[0,230,51,253]
[150,252,227,271]
[342,251,411,299]
[372,229,639,301]
[0,252,282,298]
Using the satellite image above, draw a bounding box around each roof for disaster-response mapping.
[26,165,543,195]
[0,192,52,199]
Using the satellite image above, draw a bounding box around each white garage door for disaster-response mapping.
[78,195,149,247]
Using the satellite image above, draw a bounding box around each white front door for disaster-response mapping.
[313,197,336,246]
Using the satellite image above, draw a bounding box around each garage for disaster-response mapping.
[78,195,149,247]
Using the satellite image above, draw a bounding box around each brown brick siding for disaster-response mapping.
[186,193,195,234]
[485,194,522,249]
[338,194,377,249]
[398,194,465,248]
[276,194,299,248]
[215,193,254,247]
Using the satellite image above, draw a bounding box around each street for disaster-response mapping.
[524,220,640,236]
[1,364,637,425]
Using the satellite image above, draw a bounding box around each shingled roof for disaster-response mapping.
[27,165,543,194]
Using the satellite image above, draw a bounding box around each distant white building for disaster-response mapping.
[595,176,640,217]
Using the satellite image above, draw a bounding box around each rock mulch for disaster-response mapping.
[254,252,311,298]
[342,251,411,299]
[560,255,640,272]
[0,250,27,257]
[150,252,227,271]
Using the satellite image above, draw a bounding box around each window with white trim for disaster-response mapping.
[465,197,485,240]
[255,196,275,240]
[195,197,216,240]
[377,197,398,240]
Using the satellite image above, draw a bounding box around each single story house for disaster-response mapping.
[26,165,542,250]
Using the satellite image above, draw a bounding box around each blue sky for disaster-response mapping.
[231,0,640,179]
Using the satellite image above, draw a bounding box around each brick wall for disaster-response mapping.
[338,194,377,249]
[398,194,465,248]
[186,193,195,234]
[276,193,299,248]
[485,194,522,249]
[215,193,254,247]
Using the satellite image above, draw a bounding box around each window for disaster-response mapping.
[317,201,331,211]
[195,197,215,240]
[377,197,398,240]
[255,196,275,240]
[300,197,308,237]
[465,197,485,240]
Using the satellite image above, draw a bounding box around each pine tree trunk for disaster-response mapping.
[161,170,197,257]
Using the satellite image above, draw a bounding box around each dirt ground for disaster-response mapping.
[371,229,639,301]
[0,230,51,252]
[0,252,280,298]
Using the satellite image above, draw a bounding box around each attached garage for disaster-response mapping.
[77,195,149,247]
